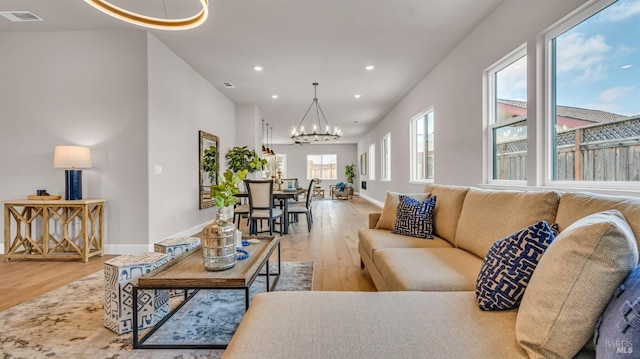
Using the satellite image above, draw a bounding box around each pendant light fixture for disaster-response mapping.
[290,82,342,143]
[261,119,269,154]
[269,125,276,156]
[84,0,209,31]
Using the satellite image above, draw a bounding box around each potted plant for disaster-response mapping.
[202,169,248,271]
[210,169,248,211]
[345,164,357,185]
[313,178,322,188]
[225,146,268,174]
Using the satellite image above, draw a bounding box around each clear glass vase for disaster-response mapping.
[202,211,236,271]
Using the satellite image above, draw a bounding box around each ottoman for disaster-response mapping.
[103,252,169,334]
[154,236,201,297]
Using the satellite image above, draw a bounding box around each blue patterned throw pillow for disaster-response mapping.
[594,266,640,358]
[391,195,436,239]
[476,221,556,311]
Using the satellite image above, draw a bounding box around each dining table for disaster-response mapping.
[236,188,305,235]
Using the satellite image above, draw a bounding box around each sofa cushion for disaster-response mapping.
[375,191,429,230]
[455,188,560,258]
[224,291,528,359]
[556,192,640,256]
[516,209,638,359]
[423,183,469,244]
[373,248,483,291]
[391,195,436,239]
[476,221,556,311]
[358,228,453,262]
[594,265,640,358]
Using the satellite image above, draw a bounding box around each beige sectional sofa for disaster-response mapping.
[223,184,640,359]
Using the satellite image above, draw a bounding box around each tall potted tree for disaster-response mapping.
[345,164,357,186]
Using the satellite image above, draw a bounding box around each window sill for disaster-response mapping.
[409,180,434,185]
[478,182,640,198]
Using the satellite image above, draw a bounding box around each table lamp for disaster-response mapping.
[53,146,92,200]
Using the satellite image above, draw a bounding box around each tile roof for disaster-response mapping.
[497,99,627,123]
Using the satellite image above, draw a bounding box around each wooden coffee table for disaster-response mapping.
[132,236,280,349]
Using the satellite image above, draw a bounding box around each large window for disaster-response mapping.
[410,109,435,182]
[368,143,376,180]
[547,0,640,184]
[307,154,337,180]
[486,47,527,181]
[381,133,391,181]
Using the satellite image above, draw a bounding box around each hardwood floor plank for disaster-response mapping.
[0,195,380,311]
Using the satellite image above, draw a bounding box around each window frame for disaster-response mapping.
[484,44,528,186]
[368,143,376,180]
[306,154,338,180]
[409,108,435,183]
[542,0,639,191]
[381,133,391,182]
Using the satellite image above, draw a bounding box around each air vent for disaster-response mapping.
[221,82,235,89]
[0,11,44,22]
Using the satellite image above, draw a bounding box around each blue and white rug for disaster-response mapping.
[0,261,314,358]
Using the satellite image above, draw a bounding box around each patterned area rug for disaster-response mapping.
[0,261,313,358]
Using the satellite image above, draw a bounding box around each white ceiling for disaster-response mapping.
[0,0,503,144]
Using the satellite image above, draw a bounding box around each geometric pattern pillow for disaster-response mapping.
[594,265,640,358]
[391,195,436,239]
[376,191,430,230]
[476,221,556,311]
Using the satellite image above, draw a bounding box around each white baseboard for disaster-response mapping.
[104,244,151,255]
[359,193,384,208]
[0,222,212,256]
[107,221,212,254]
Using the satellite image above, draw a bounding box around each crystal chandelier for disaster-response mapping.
[290,82,342,143]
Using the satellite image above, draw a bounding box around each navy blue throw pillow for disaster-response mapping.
[594,266,640,358]
[476,221,556,311]
[390,195,436,239]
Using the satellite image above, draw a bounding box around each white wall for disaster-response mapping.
[0,31,149,253]
[236,104,263,154]
[358,0,587,204]
[270,143,358,190]
[147,34,236,245]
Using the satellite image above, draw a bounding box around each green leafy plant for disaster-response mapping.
[202,145,218,180]
[345,164,357,184]
[225,146,268,174]
[211,169,248,210]
[313,177,322,186]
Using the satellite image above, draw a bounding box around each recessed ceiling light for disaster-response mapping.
[254,66,264,71]
[272,94,279,99]
[621,65,632,69]
[365,65,375,71]
[354,94,361,98]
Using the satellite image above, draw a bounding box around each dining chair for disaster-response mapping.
[233,197,249,229]
[244,179,283,235]
[288,180,315,232]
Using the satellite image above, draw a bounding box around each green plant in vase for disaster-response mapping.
[203,168,248,271]
[225,146,268,174]
[210,169,248,211]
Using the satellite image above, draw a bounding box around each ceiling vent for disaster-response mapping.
[221,82,235,89]
[0,11,44,22]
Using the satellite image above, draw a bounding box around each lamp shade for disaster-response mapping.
[53,146,92,169]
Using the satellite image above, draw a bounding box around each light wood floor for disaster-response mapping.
[0,195,378,312]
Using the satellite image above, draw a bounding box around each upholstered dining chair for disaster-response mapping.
[233,197,249,229]
[244,179,283,235]
[288,180,315,232]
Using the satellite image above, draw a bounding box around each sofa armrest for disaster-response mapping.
[369,212,381,229]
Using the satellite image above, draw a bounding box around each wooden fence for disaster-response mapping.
[495,116,640,181]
